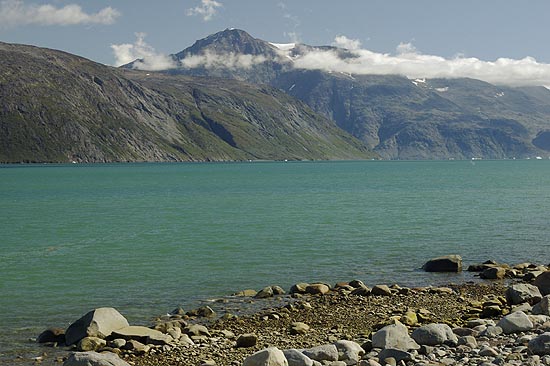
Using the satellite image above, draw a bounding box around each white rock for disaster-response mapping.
[498,311,534,334]
[372,322,419,351]
[243,347,289,366]
[63,351,130,366]
[65,308,129,345]
[334,340,365,363]
[411,323,458,346]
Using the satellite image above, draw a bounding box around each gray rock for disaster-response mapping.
[236,333,258,348]
[422,255,462,272]
[534,271,550,296]
[480,266,506,279]
[478,345,499,357]
[123,339,149,354]
[183,324,211,337]
[458,336,477,348]
[305,284,330,295]
[533,295,550,316]
[77,337,106,352]
[289,283,309,294]
[63,351,130,366]
[255,286,274,299]
[303,344,339,362]
[37,327,65,344]
[371,285,392,296]
[243,347,288,366]
[497,311,534,334]
[284,349,313,366]
[233,289,258,297]
[479,325,503,338]
[272,286,286,295]
[377,348,414,363]
[372,321,419,351]
[65,308,129,345]
[111,326,173,345]
[334,340,365,363]
[108,339,126,349]
[411,323,458,346]
[506,283,542,305]
[528,332,550,355]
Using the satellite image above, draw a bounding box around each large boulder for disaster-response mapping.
[497,311,534,334]
[63,351,130,366]
[372,321,419,351]
[411,323,458,346]
[283,349,313,366]
[422,255,462,272]
[535,271,550,296]
[243,347,288,366]
[111,326,173,345]
[302,344,339,362]
[528,332,550,355]
[533,295,550,316]
[506,283,542,305]
[65,308,129,346]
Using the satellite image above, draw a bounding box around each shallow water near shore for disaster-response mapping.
[1,160,550,364]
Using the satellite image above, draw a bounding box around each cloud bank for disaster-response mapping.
[180,50,267,70]
[0,0,119,27]
[111,33,176,71]
[292,37,550,87]
[186,0,222,22]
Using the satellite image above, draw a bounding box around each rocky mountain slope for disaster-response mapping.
[154,28,550,160]
[0,41,373,163]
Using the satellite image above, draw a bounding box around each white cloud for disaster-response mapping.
[186,0,222,22]
[180,50,267,70]
[0,0,119,27]
[288,36,550,87]
[111,33,176,71]
[332,35,361,50]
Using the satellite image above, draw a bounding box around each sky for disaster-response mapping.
[3,0,550,86]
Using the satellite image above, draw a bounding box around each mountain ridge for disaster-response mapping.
[147,28,550,160]
[0,41,374,163]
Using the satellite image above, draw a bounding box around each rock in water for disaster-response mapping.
[422,255,462,272]
[243,347,288,366]
[65,308,129,346]
[37,327,65,344]
[63,351,130,366]
[411,323,458,346]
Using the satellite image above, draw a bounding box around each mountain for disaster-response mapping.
[155,28,550,160]
[0,41,374,163]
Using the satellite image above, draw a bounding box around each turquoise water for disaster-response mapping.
[1,160,550,362]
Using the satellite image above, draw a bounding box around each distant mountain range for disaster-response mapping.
[129,28,550,160]
[0,41,372,163]
[3,29,550,163]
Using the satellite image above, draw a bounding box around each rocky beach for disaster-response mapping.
[22,257,550,366]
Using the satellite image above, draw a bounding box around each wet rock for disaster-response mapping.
[497,311,534,334]
[411,323,458,346]
[422,255,462,272]
[372,321,419,351]
[37,327,65,344]
[506,284,542,305]
[290,283,309,294]
[65,307,129,345]
[233,289,258,297]
[63,351,130,366]
[283,349,313,366]
[303,344,339,362]
[256,286,275,299]
[480,266,506,280]
[236,333,258,348]
[243,347,288,366]
[187,306,216,318]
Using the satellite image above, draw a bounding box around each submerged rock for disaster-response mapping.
[422,255,462,272]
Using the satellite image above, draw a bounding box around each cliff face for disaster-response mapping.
[0,42,373,163]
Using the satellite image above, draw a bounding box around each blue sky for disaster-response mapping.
[2,0,550,86]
